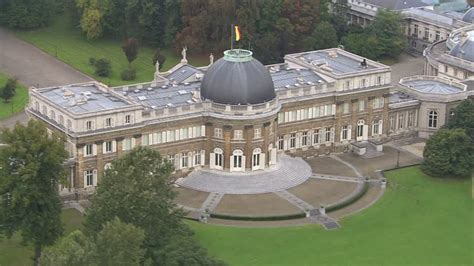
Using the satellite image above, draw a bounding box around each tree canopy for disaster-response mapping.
[445,100,474,138]
[42,217,146,266]
[343,10,405,60]
[0,120,68,265]
[422,128,474,178]
[0,78,17,103]
[84,146,224,265]
[0,0,57,29]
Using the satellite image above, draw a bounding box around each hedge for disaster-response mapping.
[326,181,369,213]
[210,212,306,221]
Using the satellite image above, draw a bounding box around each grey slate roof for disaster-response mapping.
[298,51,375,75]
[39,84,130,114]
[271,69,325,89]
[166,65,203,83]
[363,0,429,10]
[449,31,474,62]
[113,82,200,109]
[403,7,457,28]
[201,57,276,105]
[402,79,464,94]
[389,91,418,103]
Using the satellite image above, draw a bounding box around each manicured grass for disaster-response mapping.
[0,209,83,266]
[14,15,209,87]
[190,166,472,265]
[0,73,28,119]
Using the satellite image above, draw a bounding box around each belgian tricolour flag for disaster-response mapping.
[235,25,241,42]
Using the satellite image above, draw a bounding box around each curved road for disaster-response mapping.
[0,27,92,128]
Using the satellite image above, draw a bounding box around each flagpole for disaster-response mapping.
[231,24,234,51]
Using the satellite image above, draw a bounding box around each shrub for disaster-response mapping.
[88,57,96,66]
[94,58,111,77]
[121,68,136,81]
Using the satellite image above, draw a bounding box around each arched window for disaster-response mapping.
[214,148,223,168]
[252,148,262,168]
[428,110,438,128]
[104,163,112,171]
[50,110,56,121]
[232,149,244,170]
[59,115,64,126]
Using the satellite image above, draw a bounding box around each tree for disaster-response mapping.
[304,21,338,50]
[152,49,166,70]
[95,217,146,266]
[422,128,474,178]
[445,100,474,138]
[343,33,381,60]
[122,37,139,68]
[79,7,104,40]
[0,0,56,29]
[42,231,94,266]
[84,147,223,265]
[0,78,17,103]
[42,218,146,266]
[0,120,68,266]
[93,58,111,77]
[368,10,406,58]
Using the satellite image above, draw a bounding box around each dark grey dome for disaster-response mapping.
[449,31,474,62]
[201,50,275,105]
[462,7,474,23]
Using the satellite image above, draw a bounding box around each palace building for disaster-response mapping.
[26,47,472,196]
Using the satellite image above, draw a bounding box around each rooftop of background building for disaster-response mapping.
[286,49,389,76]
[37,83,132,114]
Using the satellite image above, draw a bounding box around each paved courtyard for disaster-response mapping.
[176,155,312,194]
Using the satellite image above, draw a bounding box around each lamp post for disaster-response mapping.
[396,150,400,168]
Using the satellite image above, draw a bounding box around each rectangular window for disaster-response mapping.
[343,102,350,114]
[290,133,296,149]
[278,113,284,123]
[85,170,94,187]
[313,130,319,145]
[105,118,112,127]
[86,121,93,130]
[181,153,188,168]
[125,115,131,124]
[341,125,348,140]
[302,131,308,146]
[234,130,243,140]
[372,97,384,109]
[398,114,405,129]
[435,31,440,41]
[85,144,93,156]
[325,127,332,142]
[278,136,284,150]
[372,121,379,135]
[254,128,261,139]
[390,116,395,131]
[123,138,132,150]
[214,128,223,138]
[194,151,201,166]
[142,134,149,146]
[105,141,113,153]
[408,113,414,127]
[359,100,366,112]
[376,76,382,85]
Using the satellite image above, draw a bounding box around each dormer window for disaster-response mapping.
[86,121,93,130]
[105,117,113,127]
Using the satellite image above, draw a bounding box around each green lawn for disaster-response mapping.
[0,73,28,119]
[0,209,83,266]
[14,15,209,87]
[190,166,472,266]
